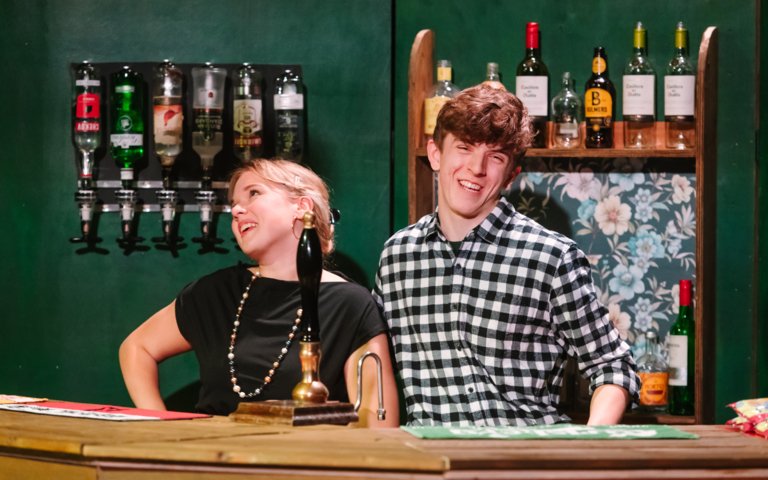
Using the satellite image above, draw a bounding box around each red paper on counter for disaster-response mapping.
[0,400,209,421]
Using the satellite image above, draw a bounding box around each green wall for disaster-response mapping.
[394,0,761,422]
[0,0,391,407]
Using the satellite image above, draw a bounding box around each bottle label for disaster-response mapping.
[110,133,143,149]
[76,93,101,119]
[622,75,655,116]
[274,93,304,110]
[638,372,669,406]
[76,79,100,87]
[515,76,548,116]
[585,88,613,118]
[555,122,579,137]
[664,75,695,116]
[194,109,223,133]
[436,66,452,82]
[592,57,607,74]
[424,96,449,135]
[234,99,263,136]
[115,85,135,93]
[667,334,689,386]
[153,103,183,144]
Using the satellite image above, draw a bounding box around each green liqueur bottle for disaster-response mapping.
[668,279,695,415]
[110,66,144,188]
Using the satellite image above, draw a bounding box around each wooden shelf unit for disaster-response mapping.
[407,27,718,424]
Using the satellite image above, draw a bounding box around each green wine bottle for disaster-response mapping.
[668,279,695,415]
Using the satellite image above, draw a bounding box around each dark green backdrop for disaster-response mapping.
[394,0,764,422]
[0,0,764,423]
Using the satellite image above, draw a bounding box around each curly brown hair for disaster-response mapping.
[433,84,533,164]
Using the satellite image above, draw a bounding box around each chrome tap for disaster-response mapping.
[355,351,386,421]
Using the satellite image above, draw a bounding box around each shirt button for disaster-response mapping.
[451,303,458,311]
[467,387,475,394]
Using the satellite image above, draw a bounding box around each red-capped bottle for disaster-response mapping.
[668,279,695,415]
[515,22,549,148]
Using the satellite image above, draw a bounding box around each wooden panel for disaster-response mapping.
[0,454,98,480]
[694,26,719,425]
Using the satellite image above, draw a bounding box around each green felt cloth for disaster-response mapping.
[402,424,698,440]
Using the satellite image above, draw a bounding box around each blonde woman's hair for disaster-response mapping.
[228,159,334,255]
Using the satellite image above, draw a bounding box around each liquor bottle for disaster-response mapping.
[584,46,615,148]
[72,61,102,189]
[273,69,306,162]
[623,22,656,149]
[515,22,549,148]
[636,331,669,413]
[668,279,695,415]
[110,66,144,188]
[233,63,263,162]
[551,72,582,149]
[153,60,184,186]
[482,62,506,90]
[423,59,459,137]
[191,63,226,185]
[664,22,696,149]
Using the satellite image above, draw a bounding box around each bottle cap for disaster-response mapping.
[526,22,540,49]
[679,279,692,306]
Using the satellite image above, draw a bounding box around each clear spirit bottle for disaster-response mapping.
[424,59,459,138]
[274,69,305,162]
[637,331,669,413]
[72,61,102,189]
[233,63,263,162]
[153,60,184,186]
[551,72,582,149]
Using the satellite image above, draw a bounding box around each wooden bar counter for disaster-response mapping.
[1,409,767,479]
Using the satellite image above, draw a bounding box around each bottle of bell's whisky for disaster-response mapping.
[637,331,669,413]
[424,59,459,138]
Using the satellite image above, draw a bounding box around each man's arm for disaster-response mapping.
[587,384,631,425]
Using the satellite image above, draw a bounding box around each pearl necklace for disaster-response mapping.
[227,268,303,399]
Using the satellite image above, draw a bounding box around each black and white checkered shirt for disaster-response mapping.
[374,197,639,426]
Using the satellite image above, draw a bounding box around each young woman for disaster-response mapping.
[120,159,399,427]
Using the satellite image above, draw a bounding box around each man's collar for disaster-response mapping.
[425,197,516,244]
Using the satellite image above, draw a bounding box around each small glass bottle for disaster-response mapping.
[636,331,669,413]
[623,21,656,149]
[551,72,582,149]
[482,62,506,90]
[233,63,263,162]
[273,69,305,162]
[668,279,695,415]
[664,22,696,149]
[424,59,460,137]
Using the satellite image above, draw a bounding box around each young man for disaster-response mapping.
[374,85,639,426]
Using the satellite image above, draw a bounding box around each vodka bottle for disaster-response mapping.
[551,72,582,148]
[274,69,305,162]
[516,22,549,148]
[664,22,696,149]
[191,63,226,184]
[153,60,183,173]
[233,63,263,162]
[110,66,144,188]
[623,22,656,149]
[72,61,102,189]
[423,60,459,137]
